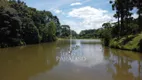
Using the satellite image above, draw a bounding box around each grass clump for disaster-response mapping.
[110,33,142,52]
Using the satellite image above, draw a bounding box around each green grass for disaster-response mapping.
[124,33,142,51]
[110,33,142,52]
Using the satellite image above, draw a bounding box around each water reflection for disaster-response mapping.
[105,48,142,80]
[57,39,104,67]
[0,43,59,80]
[0,39,142,80]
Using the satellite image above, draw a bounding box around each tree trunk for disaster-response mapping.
[118,15,120,38]
[121,10,124,36]
[138,0,142,32]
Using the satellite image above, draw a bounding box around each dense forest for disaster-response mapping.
[102,0,142,52]
[78,0,142,52]
[0,0,77,48]
[78,29,102,39]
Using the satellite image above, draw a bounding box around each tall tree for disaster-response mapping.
[133,0,142,31]
[47,21,56,41]
[110,0,133,36]
[110,0,122,36]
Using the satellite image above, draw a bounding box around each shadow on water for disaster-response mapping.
[104,47,142,80]
[0,42,61,80]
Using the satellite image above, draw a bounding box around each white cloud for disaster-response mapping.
[67,6,115,33]
[132,13,138,19]
[70,2,82,6]
[54,9,63,14]
[62,20,83,33]
[51,8,65,14]
[24,0,84,10]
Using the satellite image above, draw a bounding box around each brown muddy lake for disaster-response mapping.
[0,39,142,80]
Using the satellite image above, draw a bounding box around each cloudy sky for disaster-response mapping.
[22,0,115,33]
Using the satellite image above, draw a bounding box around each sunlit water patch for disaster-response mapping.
[57,39,106,68]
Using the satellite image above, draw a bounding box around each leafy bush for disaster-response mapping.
[0,0,63,47]
[47,21,56,41]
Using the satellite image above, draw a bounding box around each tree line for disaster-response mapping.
[109,0,142,36]
[0,0,77,48]
[78,0,142,52]
[100,0,142,47]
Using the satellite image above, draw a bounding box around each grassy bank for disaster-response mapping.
[109,33,142,52]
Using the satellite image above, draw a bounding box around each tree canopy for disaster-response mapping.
[0,0,77,47]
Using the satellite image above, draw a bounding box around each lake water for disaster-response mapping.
[0,39,142,80]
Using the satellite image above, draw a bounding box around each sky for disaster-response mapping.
[22,0,116,33]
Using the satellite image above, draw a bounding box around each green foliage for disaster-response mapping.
[47,21,56,41]
[79,29,96,39]
[0,7,23,47]
[101,23,112,46]
[22,19,41,44]
[60,25,70,38]
[110,0,142,36]
[71,30,78,38]
[104,0,142,52]
[110,33,142,52]
[56,25,78,39]
[0,0,63,48]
